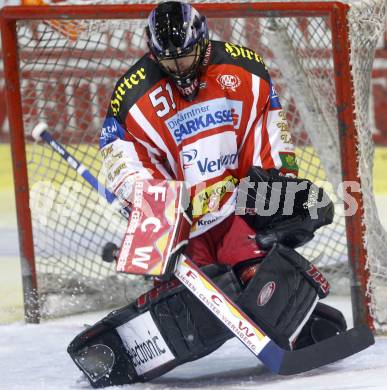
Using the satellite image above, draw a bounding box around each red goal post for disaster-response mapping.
[1,1,386,331]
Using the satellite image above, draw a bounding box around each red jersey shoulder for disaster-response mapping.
[108,54,165,121]
[209,40,270,84]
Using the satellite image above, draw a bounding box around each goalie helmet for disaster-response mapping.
[146,1,209,101]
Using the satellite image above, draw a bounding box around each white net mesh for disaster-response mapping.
[347,0,387,329]
[8,0,387,329]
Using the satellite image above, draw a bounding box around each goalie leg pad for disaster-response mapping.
[68,264,241,387]
[237,244,327,349]
[68,322,139,388]
[294,302,347,349]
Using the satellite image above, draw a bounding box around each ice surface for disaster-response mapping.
[1,310,386,390]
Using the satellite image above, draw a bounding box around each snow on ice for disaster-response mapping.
[1,310,386,390]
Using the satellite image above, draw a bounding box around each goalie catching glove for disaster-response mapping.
[68,245,344,388]
[238,166,334,249]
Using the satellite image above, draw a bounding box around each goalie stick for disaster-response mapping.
[31,122,130,220]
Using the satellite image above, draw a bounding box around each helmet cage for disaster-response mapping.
[152,37,206,87]
[146,2,209,91]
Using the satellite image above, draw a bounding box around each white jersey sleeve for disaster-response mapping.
[100,117,172,204]
[239,78,299,177]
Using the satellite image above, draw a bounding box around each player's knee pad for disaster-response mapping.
[67,264,241,388]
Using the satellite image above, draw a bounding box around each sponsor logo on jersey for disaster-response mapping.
[216,74,241,91]
[116,311,175,375]
[269,80,282,109]
[257,281,276,306]
[107,162,128,182]
[100,117,126,148]
[192,175,238,215]
[183,148,238,175]
[197,217,218,227]
[202,41,212,66]
[110,67,146,116]
[177,78,199,98]
[276,110,292,144]
[181,132,238,185]
[100,145,124,169]
[182,149,198,168]
[279,152,298,174]
[191,214,221,232]
[224,42,267,69]
[165,98,242,144]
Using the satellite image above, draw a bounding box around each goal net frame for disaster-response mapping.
[0,2,382,330]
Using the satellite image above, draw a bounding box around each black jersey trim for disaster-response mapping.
[108,55,165,121]
[209,40,270,83]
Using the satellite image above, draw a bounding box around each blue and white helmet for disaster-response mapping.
[146,1,209,100]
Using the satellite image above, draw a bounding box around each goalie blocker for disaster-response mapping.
[68,244,346,387]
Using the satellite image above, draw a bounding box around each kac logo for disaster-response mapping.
[216,74,241,91]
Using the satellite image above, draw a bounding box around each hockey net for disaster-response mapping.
[2,0,386,332]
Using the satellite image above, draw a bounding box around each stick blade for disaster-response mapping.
[278,325,374,375]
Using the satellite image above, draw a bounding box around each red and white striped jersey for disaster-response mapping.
[100,41,298,237]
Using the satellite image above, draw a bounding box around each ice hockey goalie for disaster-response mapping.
[67,169,351,387]
[67,2,373,387]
